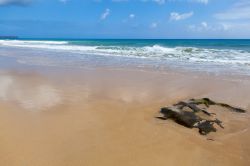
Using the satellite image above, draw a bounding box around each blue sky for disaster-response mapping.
[0,0,250,38]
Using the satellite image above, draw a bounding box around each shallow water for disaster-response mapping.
[1,39,250,76]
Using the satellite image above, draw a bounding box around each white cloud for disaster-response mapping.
[170,11,193,21]
[188,22,226,32]
[150,0,208,5]
[107,0,209,5]
[100,8,111,20]
[0,0,32,6]
[191,0,208,4]
[220,22,250,31]
[187,22,250,38]
[111,0,166,5]
[59,0,68,4]
[201,21,208,28]
[150,22,158,28]
[212,0,250,37]
[112,0,129,2]
[214,0,250,20]
[213,22,250,38]
[152,0,165,5]
[129,14,135,19]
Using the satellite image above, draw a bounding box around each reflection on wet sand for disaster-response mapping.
[0,72,61,110]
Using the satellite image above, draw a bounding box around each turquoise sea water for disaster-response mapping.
[67,39,250,50]
[0,39,250,75]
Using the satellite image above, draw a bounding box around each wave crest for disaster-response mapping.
[1,40,250,66]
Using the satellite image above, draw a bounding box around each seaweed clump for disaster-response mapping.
[158,98,246,135]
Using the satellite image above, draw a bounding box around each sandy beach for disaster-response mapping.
[1,0,250,165]
[0,54,250,166]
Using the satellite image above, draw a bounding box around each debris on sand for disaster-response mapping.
[157,98,246,135]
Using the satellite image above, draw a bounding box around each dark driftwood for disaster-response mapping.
[158,98,246,135]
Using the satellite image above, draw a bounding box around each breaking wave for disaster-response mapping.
[1,39,250,67]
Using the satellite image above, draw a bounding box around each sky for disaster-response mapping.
[0,0,250,39]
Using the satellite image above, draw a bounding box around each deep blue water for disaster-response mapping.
[20,39,250,51]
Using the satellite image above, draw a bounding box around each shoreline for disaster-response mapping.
[1,43,250,77]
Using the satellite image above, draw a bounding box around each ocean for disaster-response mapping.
[0,39,250,75]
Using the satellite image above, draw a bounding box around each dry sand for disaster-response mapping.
[0,68,250,166]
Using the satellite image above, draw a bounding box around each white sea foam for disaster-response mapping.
[0,40,68,45]
[1,40,250,67]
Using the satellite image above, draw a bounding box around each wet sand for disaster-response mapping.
[0,65,250,166]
